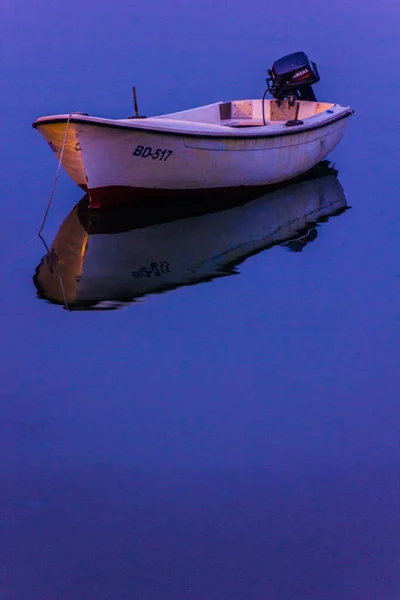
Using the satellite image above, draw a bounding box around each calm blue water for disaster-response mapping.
[2,1,400,598]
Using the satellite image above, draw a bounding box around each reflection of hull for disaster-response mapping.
[33,162,349,310]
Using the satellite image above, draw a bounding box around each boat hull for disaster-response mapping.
[35,112,352,209]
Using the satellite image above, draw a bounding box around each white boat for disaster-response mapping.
[33,52,353,209]
[33,161,349,311]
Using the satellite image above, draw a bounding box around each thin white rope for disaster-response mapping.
[4,113,73,270]
[36,114,73,311]
[3,115,73,311]
[37,113,72,237]
[38,236,70,312]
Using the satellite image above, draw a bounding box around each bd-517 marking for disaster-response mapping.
[133,146,173,161]
[132,261,171,278]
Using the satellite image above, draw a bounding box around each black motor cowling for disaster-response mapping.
[267,51,320,102]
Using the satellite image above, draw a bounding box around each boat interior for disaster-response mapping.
[156,99,336,127]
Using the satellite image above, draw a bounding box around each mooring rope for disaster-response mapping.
[3,115,72,268]
[37,113,73,311]
[38,234,70,312]
[37,113,72,237]
[3,115,73,311]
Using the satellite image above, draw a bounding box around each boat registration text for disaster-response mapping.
[133,146,174,161]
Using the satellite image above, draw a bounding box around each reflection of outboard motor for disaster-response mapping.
[267,51,320,102]
[282,228,318,252]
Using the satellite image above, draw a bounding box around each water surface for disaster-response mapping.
[2,1,400,598]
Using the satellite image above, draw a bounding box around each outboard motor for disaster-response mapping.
[267,51,320,102]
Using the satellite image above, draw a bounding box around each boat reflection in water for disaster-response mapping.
[33,161,349,311]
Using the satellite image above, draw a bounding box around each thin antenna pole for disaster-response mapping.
[132,86,139,117]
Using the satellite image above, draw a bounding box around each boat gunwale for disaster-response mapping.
[32,109,353,140]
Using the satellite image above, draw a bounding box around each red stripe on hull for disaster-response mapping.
[88,185,285,210]
[88,182,302,210]
[87,162,338,210]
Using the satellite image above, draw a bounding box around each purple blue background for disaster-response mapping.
[1,0,400,598]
